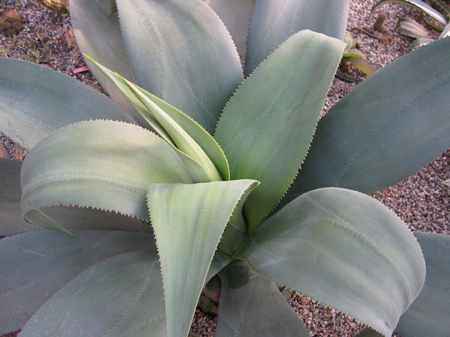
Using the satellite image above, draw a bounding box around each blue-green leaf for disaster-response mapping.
[245,0,350,75]
[0,159,37,236]
[204,0,257,65]
[216,260,310,336]
[0,58,134,150]
[0,230,156,335]
[282,35,450,206]
[19,250,166,337]
[395,232,450,337]
[115,0,243,133]
[70,0,148,127]
[235,188,425,337]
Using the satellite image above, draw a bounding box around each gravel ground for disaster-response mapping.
[0,1,449,336]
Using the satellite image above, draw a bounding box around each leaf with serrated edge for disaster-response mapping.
[205,249,233,284]
[234,188,425,337]
[86,56,227,181]
[131,80,230,181]
[0,230,156,335]
[216,260,310,337]
[217,179,257,255]
[21,120,193,231]
[116,0,243,134]
[69,0,148,127]
[282,36,450,207]
[24,209,76,237]
[84,56,172,145]
[215,30,345,230]
[0,157,151,236]
[245,0,349,75]
[18,250,166,337]
[147,180,258,337]
[0,58,134,150]
[205,0,257,66]
[395,232,450,337]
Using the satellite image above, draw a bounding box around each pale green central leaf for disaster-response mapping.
[87,57,228,182]
[147,180,258,337]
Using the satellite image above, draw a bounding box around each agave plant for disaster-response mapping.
[1,0,450,337]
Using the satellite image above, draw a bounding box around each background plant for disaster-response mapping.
[371,0,450,45]
[0,1,449,337]
[336,32,374,82]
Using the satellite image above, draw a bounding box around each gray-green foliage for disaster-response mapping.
[0,0,449,336]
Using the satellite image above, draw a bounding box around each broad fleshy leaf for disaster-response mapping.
[21,120,193,230]
[395,232,450,337]
[147,180,258,337]
[0,230,156,335]
[234,188,425,337]
[0,156,150,236]
[0,159,37,235]
[370,0,448,25]
[215,260,310,337]
[215,30,345,230]
[0,58,134,150]
[86,58,229,181]
[69,0,148,127]
[204,0,257,65]
[245,0,350,75]
[115,0,244,133]
[283,36,450,205]
[19,250,166,337]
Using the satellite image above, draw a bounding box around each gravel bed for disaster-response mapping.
[1,1,449,336]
